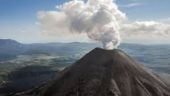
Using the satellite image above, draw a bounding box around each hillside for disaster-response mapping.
[15,48,170,96]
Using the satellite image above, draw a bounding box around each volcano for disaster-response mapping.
[15,48,170,96]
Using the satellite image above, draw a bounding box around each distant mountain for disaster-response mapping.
[0,39,23,51]
[15,48,170,96]
[0,39,100,61]
[0,39,19,45]
[0,39,26,61]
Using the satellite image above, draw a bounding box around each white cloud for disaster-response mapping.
[120,21,170,43]
[120,3,142,8]
[159,18,170,23]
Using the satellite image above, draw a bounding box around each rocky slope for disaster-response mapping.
[15,48,170,96]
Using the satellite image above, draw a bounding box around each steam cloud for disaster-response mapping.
[38,0,126,49]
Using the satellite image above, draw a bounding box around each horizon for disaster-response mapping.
[0,0,170,44]
[1,38,170,46]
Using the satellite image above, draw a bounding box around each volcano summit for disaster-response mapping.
[15,48,170,96]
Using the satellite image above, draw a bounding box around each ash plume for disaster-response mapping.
[37,0,126,50]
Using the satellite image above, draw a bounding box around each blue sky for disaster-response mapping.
[117,0,170,21]
[0,0,66,24]
[0,0,170,43]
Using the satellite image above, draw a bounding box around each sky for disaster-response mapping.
[0,0,170,44]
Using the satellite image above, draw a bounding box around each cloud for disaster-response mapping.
[120,3,142,8]
[120,21,170,43]
[159,18,170,23]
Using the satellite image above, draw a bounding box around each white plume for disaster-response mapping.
[38,0,126,49]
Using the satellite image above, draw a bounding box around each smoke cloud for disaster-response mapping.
[37,0,126,49]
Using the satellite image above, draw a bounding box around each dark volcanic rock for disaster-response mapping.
[15,48,170,96]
